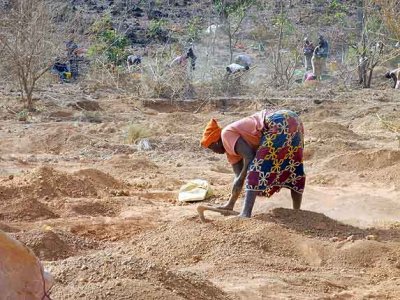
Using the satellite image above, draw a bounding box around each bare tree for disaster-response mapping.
[269,0,300,89]
[0,0,57,110]
[214,0,255,63]
[353,0,385,88]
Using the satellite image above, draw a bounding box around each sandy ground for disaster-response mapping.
[1,84,400,299]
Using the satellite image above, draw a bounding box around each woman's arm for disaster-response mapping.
[221,137,256,210]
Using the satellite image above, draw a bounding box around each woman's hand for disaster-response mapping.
[218,177,244,210]
[217,138,255,211]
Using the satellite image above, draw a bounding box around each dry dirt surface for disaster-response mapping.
[1,85,400,299]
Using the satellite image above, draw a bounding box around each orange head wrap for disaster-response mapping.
[200,118,222,148]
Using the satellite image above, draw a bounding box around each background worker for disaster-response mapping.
[303,38,315,71]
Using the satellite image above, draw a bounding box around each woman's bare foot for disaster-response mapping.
[217,201,234,211]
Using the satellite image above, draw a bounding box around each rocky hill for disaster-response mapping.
[51,0,362,50]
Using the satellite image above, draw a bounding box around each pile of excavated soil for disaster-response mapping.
[306,121,362,141]
[130,214,311,269]
[326,149,400,172]
[47,252,231,300]
[0,166,124,222]
[69,218,156,242]
[30,166,123,199]
[29,127,96,155]
[74,168,122,188]
[12,229,99,261]
[258,208,400,241]
[0,198,58,222]
[128,210,400,274]
[70,201,119,217]
[0,222,20,233]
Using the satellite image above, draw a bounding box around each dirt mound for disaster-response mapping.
[29,127,96,154]
[12,229,99,261]
[47,110,74,119]
[306,121,361,140]
[31,166,98,198]
[0,185,22,201]
[65,133,96,150]
[130,216,306,269]
[71,201,118,217]
[70,219,156,242]
[304,140,365,161]
[67,99,102,111]
[48,252,231,300]
[258,209,400,241]
[0,222,20,233]
[327,240,392,268]
[73,168,122,189]
[326,149,400,172]
[129,211,400,273]
[28,166,122,199]
[0,167,124,221]
[0,198,58,222]
[257,208,367,239]
[30,127,73,154]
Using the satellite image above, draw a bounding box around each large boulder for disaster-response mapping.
[0,230,53,299]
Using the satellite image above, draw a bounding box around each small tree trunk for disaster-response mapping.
[366,68,373,88]
[275,0,284,84]
[228,22,233,63]
[26,86,34,110]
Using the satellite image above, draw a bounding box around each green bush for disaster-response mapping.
[148,19,168,39]
[87,14,129,65]
[187,17,203,42]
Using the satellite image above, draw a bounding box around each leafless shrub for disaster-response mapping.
[192,65,252,99]
[139,58,193,100]
[0,0,58,110]
[269,47,301,90]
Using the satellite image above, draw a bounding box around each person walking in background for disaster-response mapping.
[303,38,314,71]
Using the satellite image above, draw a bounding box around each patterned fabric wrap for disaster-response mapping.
[245,110,306,197]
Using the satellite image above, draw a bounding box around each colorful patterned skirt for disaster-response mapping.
[245,110,306,197]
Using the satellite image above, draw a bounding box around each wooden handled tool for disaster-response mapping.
[197,205,239,223]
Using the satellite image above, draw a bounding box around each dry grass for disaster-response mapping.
[139,64,192,100]
[126,124,151,144]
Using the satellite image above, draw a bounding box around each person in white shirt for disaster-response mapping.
[234,54,252,68]
[226,63,249,74]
